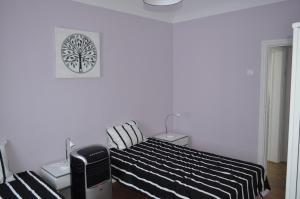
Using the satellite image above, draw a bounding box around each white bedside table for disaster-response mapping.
[40,160,71,190]
[153,133,189,146]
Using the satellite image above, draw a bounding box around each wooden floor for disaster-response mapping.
[112,182,149,199]
[263,161,287,199]
[112,161,287,199]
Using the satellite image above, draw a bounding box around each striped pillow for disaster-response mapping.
[107,120,144,149]
[124,121,144,143]
[0,141,14,184]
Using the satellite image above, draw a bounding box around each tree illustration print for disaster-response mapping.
[61,33,97,73]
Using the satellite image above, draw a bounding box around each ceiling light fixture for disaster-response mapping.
[144,0,183,6]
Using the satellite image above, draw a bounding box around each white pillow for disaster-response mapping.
[0,141,14,183]
[107,120,144,150]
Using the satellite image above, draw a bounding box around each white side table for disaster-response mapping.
[40,160,71,190]
[153,132,189,146]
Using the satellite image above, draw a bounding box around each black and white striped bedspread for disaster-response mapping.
[0,171,63,199]
[110,138,270,199]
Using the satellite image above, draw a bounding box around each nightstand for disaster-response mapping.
[153,133,189,146]
[40,160,71,190]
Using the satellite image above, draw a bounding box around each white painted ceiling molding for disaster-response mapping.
[72,0,288,23]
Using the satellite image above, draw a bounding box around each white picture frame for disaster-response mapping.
[55,27,100,78]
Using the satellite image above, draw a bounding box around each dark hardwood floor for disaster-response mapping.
[112,182,149,199]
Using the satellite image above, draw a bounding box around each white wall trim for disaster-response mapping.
[257,39,292,169]
[285,23,300,199]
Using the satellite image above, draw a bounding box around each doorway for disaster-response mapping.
[266,45,292,199]
[267,46,292,164]
[257,39,293,199]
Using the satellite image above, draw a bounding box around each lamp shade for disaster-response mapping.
[144,0,183,6]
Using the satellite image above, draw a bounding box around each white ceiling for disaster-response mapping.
[72,0,287,23]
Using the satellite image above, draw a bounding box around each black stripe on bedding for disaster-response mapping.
[0,150,6,183]
[0,182,17,199]
[110,138,269,199]
[0,171,63,199]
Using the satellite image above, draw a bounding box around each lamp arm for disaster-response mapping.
[164,114,173,134]
[65,137,71,162]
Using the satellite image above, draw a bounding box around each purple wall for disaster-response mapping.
[0,0,173,172]
[173,0,300,163]
[1,0,299,172]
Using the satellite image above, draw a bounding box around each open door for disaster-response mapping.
[267,46,292,164]
[298,128,300,199]
[285,22,300,199]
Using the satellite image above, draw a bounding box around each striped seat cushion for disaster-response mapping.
[0,171,63,199]
[107,120,144,149]
[0,141,14,184]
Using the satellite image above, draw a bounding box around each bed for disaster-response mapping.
[0,171,64,199]
[110,138,270,199]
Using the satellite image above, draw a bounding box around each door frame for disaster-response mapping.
[257,39,292,169]
[286,22,300,199]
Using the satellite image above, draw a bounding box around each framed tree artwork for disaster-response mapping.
[55,27,100,78]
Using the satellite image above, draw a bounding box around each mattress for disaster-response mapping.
[0,171,64,199]
[110,138,270,199]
